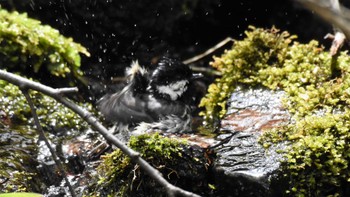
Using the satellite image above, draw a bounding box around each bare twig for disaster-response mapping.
[56,87,79,94]
[183,37,234,65]
[328,31,346,55]
[189,65,222,76]
[183,37,233,77]
[21,88,77,197]
[0,69,201,197]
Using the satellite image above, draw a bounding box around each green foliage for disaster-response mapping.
[0,80,91,130]
[200,26,350,195]
[0,8,89,78]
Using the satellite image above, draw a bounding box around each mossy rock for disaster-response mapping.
[200,26,350,196]
[86,133,211,196]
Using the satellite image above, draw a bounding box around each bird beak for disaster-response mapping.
[191,73,203,80]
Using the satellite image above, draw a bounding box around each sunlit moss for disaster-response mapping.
[0,8,90,79]
[199,26,296,121]
[86,133,209,196]
[273,113,350,196]
[200,26,350,195]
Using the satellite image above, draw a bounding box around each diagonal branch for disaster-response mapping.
[0,69,201,197]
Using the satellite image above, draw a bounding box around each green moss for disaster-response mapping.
[200,26,350,195]
[0,8,95,131]
[0,80,91,131]
[275,113,350,196]
[87,133,208,196]
[0,8,89,80]
[129,132,185,159]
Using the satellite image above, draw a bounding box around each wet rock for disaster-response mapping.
[0,126,42,192]
[212,87,290,196]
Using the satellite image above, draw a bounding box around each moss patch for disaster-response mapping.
[0,8,89,79]
[200,26,350,195]
[0,80,91,131]
[87,133,210,196]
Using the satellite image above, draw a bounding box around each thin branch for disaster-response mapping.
[56,87,79,94]
[189,65,222,77]
[21,88,77,197]
[183,37,234,65]
[0,69,201,197]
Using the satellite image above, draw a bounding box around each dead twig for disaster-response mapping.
[183,37,234,65]
[183,37,234,77]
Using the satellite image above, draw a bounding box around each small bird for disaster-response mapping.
[97,57,198,137]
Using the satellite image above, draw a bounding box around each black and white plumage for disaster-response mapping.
[97,57,195,136]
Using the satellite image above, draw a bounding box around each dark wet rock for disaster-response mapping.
[0,127,42,192]
[212,88,290,196]
[37,129,104,196]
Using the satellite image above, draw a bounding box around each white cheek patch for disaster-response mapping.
[157,80,188,100]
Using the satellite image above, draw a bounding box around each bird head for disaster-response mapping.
[149,57,193,101]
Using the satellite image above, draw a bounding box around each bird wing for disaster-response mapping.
[145,95,190,120]
[98,84,156,124]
